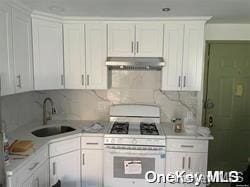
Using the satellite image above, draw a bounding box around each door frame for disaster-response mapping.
[201,41,250,126]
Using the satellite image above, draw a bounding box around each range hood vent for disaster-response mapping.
[106,57,165,70]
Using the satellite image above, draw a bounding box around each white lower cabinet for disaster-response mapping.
[81,136,104,187]
[49,137,81,187]
[32,160,49,187]
[50,150,81,187]
[81,149,103,187]
[165,139,208,187]
[21,160,49,187]
[7,146,49,187]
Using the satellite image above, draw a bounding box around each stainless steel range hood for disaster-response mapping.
[106,57,165,70]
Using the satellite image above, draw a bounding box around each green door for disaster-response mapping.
[205,43,250,174]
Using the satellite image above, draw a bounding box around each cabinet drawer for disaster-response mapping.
[166,139,208,153]
[14,146,48,184]
[81,137,103,149]
[49,137,80,157]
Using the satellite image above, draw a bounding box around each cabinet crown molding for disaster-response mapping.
[31,10,212,23]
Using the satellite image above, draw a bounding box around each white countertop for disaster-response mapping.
[161,122,214,140]
[5,121,213,175]
[5,120,109,175]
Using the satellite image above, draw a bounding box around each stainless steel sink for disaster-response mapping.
[32,126,76,137]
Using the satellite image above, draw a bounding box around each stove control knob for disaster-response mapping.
[132,139,137,144]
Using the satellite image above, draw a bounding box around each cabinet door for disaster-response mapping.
[185,153,207,187]
[165,152,186,187]
[186,153,207,174]
[0,4,14,96]
[81,149,103,187]
[108,23,135,57]
[85,23,107,89]
[32,18,64,90]
[33,161,49,187]
[182,22,205,91]
[162,23,184,91]
[12,8,33,93]
[135,23,163,57]
[21,176,33,187]
[64,23,85,89]
[50,150,81,187]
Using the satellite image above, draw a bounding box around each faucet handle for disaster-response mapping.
[52,107,57,115]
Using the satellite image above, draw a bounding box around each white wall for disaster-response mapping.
[206,24,250,41]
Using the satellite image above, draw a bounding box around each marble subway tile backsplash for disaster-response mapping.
[1,71,198,132]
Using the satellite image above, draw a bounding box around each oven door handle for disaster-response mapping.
[105,149,165,156]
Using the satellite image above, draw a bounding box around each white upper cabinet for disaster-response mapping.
[108,23,135,57]
[85,23,107,89]
[162,21,205,91]
[64,23,85,89]
[108,22,163,57]
[0,4,14,96]
[162,23,184,91]
[12,8,33,93]
[64,22,108,90]
[32,18,64,90]
[182,22,205,91]
[135,23,163,57]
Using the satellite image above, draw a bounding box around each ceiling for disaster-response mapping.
[13,0,250,23]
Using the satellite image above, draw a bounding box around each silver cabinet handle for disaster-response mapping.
[61,74,64,86]
[52,162,56,175]
[181,145,194,148]
[86,142,99,145]
[188,157,191,169]
[81,74,84,86]
[131,41,134,53]
[136,41,139,53]
[82,153,85,165]
[87,75,90,86]
[183,76,186,87]
[178,76,181,88]
[17,75,22,88]
[35,178,39,187]
[182,157,185,169]
[29,162,39,171]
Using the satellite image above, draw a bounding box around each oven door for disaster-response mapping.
[104,146,166,187]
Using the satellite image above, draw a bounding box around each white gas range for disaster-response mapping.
[104,104,166,187]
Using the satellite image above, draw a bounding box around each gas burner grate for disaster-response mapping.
[140,122,159,135]
[110,122,129,134]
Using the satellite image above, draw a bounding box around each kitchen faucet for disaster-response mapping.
[43,97,56,125]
